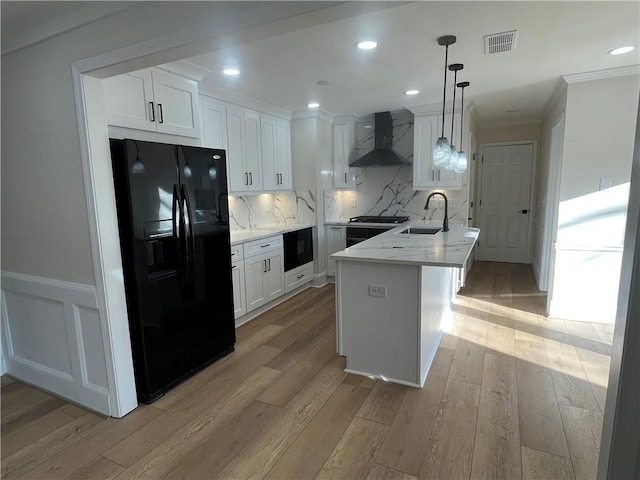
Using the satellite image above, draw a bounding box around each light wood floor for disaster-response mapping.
[1,261,612,479]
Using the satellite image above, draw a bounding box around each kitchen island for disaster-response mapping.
[332,224,479,387]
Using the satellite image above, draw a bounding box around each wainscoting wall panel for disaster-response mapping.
[1,271,112,414]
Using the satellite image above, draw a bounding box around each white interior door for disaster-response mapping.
[478,143,534,263]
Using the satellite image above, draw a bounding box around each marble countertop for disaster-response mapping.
[230,223,314,245]
[331,223,480,268]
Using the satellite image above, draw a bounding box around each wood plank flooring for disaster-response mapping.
[1,261,611,479]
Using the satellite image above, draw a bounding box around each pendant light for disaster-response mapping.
[445,63,464,170]
[433,35,456,167]
[454,81,470,173]
[131,140,146,175]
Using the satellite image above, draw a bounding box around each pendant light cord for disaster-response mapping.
[450,69,458,142]
[441,45,449,138]
[459,86,465,150]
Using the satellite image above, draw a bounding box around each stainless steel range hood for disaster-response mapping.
[350,111,411,167]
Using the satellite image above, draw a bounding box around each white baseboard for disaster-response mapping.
[1,271,112,414]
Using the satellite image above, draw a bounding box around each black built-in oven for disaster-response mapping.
[283,227,313,271]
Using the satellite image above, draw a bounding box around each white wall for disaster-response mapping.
[549,74,639,322]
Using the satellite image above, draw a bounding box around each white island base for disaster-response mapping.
[336,261,455,388]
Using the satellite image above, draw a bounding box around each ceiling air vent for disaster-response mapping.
[484,30,518,55]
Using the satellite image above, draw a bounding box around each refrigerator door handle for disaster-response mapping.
[172,184,187,298]
[181,184,196,298]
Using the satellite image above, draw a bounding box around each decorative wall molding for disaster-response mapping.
[563,65,640,84]
[1,271,112,414]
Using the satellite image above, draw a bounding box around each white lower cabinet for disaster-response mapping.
[326,226,346,277]
[231,261,246,318]
[285,262,313,292]
[242,235,284,314]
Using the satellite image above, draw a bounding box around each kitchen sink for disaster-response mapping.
[398,227,441,235]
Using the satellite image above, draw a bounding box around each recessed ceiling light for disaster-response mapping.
[608,45,635,55]
[405,89,420,96]
[357,40,378,50]
[308,102,320,109]
[223,68,240,76]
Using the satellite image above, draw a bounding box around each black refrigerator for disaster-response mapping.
[110,138,236,403]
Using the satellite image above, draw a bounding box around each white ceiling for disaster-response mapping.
[2,1,639,125]
[188,1,640,124]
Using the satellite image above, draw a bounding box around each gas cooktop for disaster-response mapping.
[348,215,409,224]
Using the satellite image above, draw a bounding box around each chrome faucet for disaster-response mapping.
[424,192,449,232]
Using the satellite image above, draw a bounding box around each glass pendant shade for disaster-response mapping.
[445,147,458,170]
[454,151,468,173]
[131,156,146,174]
[433,137,451,167]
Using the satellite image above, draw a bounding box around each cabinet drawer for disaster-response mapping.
[243,235,283,258]
[285,262,313,293]
[230,244,244,262]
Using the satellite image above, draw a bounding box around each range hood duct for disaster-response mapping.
[350,112,411,167]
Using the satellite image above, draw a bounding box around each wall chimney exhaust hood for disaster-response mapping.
[350,111,412,167]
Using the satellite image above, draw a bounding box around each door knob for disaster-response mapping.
[520,209,529,214]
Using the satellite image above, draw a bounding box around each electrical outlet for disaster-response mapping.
[368,284,387,298]
[351,198,357,208]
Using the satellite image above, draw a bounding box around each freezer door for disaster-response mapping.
[112,139,192,402]
[178,146,236,368]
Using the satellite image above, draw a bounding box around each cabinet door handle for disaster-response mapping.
[157,103,164,123]
[263,260,267,273]
[296,274,304,280]
[149,102,156,122]
[260,243,271,248]
[267,258,271,271]
[249,172,253,185]
[431,170,435,182]
[344,172,348,183]
[244,172,248,185]
[437,170,441,181]
[232,265,237,269]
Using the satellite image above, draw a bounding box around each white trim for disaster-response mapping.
[563,65,640,84]
[0,2,138,56]
[199,82,292,120]
[72,69,137,418]
[542,112,565,304]
[1,272,112,414]
[292,108,335,123]
[542,78,568,119]
[156,59,211,82]
[477,140,538,264]
[343,368,422,389]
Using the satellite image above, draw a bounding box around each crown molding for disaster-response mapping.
[292,109,335,123]
[156,60,211,82]
[563,64,640,84]
[1,2,140,56]
[199,82,291,120]
[541,77,568,119]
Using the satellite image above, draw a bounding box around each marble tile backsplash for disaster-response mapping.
[324,166,468,225]
[229,190,315,230]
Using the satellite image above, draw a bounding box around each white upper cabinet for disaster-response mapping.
[200,96,227,150]
[104,68,200,138]
[333,123,356,189]
[413,113,462,190]
[225,104,291,194]
[261,114,292,191]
